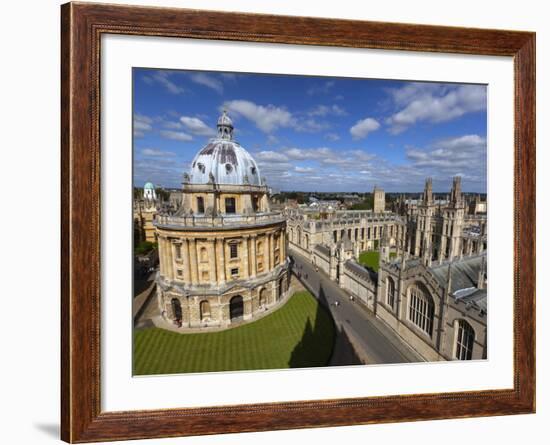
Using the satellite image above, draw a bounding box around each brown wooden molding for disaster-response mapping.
[61,2,535,442]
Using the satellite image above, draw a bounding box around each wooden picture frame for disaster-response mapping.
[61,2,535,442]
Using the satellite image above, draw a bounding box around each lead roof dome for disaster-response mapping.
[188,111,262,186]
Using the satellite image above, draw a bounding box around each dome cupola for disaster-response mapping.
[188,111,262,186]
[217,109,234,140]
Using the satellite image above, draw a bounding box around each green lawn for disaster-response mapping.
[133,291,335,375]
[358,250,397,271]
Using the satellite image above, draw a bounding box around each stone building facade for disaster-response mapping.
[287,176,487,361]
[133,182,159,243]
[154,111,290,330]
[373,185,385,213]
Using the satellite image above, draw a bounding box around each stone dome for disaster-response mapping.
[188,111,262,186]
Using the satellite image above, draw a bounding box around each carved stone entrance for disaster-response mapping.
[229,295,244,321]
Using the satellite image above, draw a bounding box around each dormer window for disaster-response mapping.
[225,163,233,174]
[197,163,205,174]
[250,166,257,175]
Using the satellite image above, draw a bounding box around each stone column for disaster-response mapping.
[216,238,226,283]
[166,238,174,280]
[250,235,257,276]
[241,235,250,279]
[279,230,285,263]
[188,238,199,284]
[268,232,274,270]
[208,238,217,283]
[160,236,168,278]
[263,234,269,270]
[183,239,192,284]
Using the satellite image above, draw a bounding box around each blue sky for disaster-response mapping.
[133,68,487,193]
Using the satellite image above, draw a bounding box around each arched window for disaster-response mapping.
[200,247,208,262]
[305,234,309,250]
[259,288,267,308]
[386,277,396,309]
[455,319,475,360]
[408,284,435,336]
[200,300,211,321]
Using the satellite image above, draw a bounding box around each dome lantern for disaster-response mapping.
[217,109,234,140]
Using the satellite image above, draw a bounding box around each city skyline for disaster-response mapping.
[133,68,487,193]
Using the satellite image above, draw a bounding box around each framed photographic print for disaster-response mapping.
[61,2,535,442]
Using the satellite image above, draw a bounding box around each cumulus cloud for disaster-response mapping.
[134,114,153,138]
[308,104,347,117]
[350,117,381,140]
[405,134,486,185]
[179,116,216,136]
[386,83,486,134]
[223,100,293,133]
[141,148,176,157]
[283,147,336,161]
[159,130,193,141]
[295,166,315,173]
[162,121,182,129]
[255,151,290,163]
[293,118,330,133]
[190,73,224,94]
[143,71,184,95]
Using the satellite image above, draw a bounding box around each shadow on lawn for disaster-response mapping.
[288,285,361,368]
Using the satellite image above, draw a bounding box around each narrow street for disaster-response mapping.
[290,250,422,365]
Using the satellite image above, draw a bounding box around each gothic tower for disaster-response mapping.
[414,177,435,259]
[438,176,465,262]
[373,185,385,213]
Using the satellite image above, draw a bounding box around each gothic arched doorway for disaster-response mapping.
[229,295,244,321]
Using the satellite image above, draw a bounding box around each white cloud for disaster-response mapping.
[283,147,336,161]
[162,121,182,129]
[223,100,293,133]
[293,118,330,133]
[143,71,184,95]
[190,73,223,94]
[134,114,153,138]
[406,134,486,175]
[386,83,486,134]
[179,116,216,136]
[350,117,381,139]
[255,151,290,163]
[141,148,176,157]
[295,166,315,173]
[159,130,193,141]
[307,81,335,95]
[308,104,347,117]
[325,133,340,141]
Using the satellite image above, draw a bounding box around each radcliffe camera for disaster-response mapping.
[132,69,487,375]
